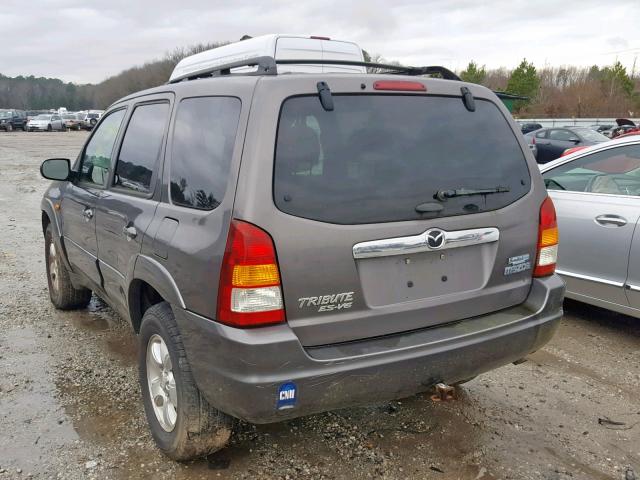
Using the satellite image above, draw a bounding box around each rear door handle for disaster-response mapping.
[123,225,138,240]
[595,214,627,227]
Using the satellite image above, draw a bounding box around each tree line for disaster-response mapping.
[1,40,638,118]
[460,59,639,118]
[0,42,227,111]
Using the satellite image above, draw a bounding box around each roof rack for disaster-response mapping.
[168,56,461,83]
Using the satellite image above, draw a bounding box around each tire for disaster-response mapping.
[6,123,12,132]
[90,118,97,127]
[22,123,28,132]
[139,302,232,460]
[44,224,92,309]
[47,124,52,132]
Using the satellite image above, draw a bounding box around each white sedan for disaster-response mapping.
[27,114,65,132]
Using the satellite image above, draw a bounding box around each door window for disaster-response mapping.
[78,109,126,187]
[170,97,241,210]
[535,130,548,138]
[114,102,170,194]
[548,129,576,141]
[543,145,640,195]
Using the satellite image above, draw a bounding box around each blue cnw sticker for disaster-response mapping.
[277,382,297,410]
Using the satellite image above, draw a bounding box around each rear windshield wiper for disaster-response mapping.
[435,186,510,201]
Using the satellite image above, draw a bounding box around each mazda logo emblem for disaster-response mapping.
[426,229,445,249]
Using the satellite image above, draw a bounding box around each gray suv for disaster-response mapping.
[40,56,565,460]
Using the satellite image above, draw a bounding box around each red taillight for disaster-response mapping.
[531,136,536,145]
[217,220,285,328]
[533,197,558,277]
[373,81,426,92]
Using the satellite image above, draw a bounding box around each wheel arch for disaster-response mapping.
[128,255,185,333]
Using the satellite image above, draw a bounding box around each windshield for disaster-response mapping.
[274,95,531,224]
[36,115,51,120]
[0,112,12,118]
[572,128,609,143]
[62,114,75,119]
[87,113,99,119]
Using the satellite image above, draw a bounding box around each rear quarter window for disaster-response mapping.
[273,94,531,224]
[170,97,241,210]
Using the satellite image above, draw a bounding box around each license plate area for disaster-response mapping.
[356,244,496,307]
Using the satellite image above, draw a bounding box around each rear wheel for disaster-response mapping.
[139,302,232,460]
[22,123,27,131]
[44,224,92,309]
[6,123,12,132]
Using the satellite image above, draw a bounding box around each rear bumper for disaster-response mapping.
[175,274,564,424]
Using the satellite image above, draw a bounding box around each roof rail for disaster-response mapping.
[276,59,461,80]
[168,56,462,83]
[168,56,277,83]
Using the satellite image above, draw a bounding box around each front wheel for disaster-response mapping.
[47,124,52,132]
[22,123,28,131]
[44,224,92,309]
[6,123,12,132]
[139,302,232,460]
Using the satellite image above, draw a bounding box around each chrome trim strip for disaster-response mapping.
[627,284,640,292]
[65,237,97,260]
[98,259,125,279]
[353,227,499,259]
[555,269,625,287]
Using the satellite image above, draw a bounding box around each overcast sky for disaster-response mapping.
[2,0,639,84]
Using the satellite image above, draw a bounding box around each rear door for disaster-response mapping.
[547,129,578,160]
[95,96,172,310]
[543,143,640,307]
[626,224,640,311]
[61,108,127,286]
[236,77,544,346]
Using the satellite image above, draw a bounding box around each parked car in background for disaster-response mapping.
[540,137,640,319]
[61,113,82,130]
[79,111,103,130]
[590,124,614,134]
[38,34,564,461]
[27,114,65,131]
[616,130,640,140]
[0,109,28,131]
[519,122,543,134]
[525,126,609,163]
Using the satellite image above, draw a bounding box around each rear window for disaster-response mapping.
[273,95,531,224]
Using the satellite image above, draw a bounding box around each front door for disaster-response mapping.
[61,108,127,287]
[96,98,171,309]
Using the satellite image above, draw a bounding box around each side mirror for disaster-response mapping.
[569,137,580,144]
[40,158,71,181]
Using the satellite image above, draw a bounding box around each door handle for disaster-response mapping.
[123,225,138,240]
[595,214,627,227]
[82,208,93,221]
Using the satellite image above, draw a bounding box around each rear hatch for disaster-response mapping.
[236,76,541,347]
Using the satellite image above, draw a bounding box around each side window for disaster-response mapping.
[535,130,547,139]
[78,109,126,187]
[170,97,241,210]
[543,145,640,196]
[548,129,575,141]
[114,102,170,194]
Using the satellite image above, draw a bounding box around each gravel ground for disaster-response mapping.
[0,131,639,480]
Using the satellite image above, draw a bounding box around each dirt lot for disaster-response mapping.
[0,131,639,480]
